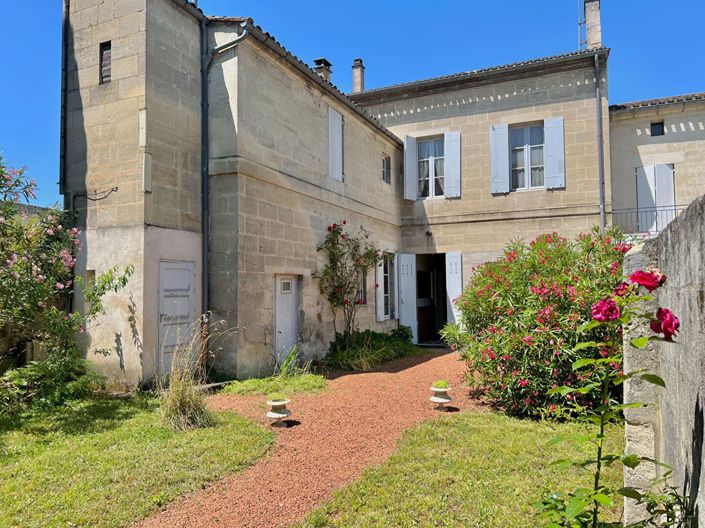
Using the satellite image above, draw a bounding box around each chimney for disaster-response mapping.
[584,0,602,49]
[313,58,332,82]
[352,58,365,94]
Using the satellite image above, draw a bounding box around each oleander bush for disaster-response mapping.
[441,227,631,417]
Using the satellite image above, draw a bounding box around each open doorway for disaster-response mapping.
[416,254,447,345]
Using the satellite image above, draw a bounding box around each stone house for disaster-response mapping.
[60,0,705,383]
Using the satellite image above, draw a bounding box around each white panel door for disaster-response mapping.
[445,252,463,324]
[158,260,196,376]
[655,164,676,232]
[275,275,298,366]
[397,254,418,344]
[636,165,657,233]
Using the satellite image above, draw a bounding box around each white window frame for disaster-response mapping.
[357,272,367,305]
[417,136,445,199]
[510,124,545,191]
[382,155,391,184]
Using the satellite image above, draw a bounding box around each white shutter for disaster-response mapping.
[444,131,461,198]
[328,107,343,181]
[393,254,399,320]
[636,165,657,233]
[397,254,418,343]
[655,164,676,231]
[375,260,385,322]
[490,124,510,194]
[445,252,463,324]
[403,135,418,200]
[544,117,566,190]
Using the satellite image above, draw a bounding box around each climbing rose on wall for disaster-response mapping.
[650,307,680,341]
[590,297,621,321]
[629,269,665,292]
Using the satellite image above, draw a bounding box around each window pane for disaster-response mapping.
[530,145,543,166]
[418,140,431,160]
[434,139,444,157]
[418,177,429,197]
[530,125,544,145]
[511,148,524,169]
[510,127,525,148]
[435,176,444,196]
[512,169,525,190]
[384,294,389,315]
[531,167,544,187]
[434,157,444,178]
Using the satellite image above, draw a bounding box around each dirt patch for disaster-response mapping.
[134,350,479,528]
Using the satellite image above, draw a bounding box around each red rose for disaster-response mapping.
[650,308,680,341]
[591,298,621,322]
[629,269,665,292]
[614,282,631,297]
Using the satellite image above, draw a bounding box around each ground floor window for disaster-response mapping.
[377,257,396,320]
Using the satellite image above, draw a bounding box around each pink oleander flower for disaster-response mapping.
[650,308,680,341]
[630,269,666,292]
[591,297,621,322]
[518,379,528,388]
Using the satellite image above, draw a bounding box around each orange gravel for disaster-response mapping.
[134,349,477,528]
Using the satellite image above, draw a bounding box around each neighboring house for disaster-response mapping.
[60,0,705,384]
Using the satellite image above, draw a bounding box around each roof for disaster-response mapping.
[208,17,403,147]
[609,91,705,112]
[350,47,610,105]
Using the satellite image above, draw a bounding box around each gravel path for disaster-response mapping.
[134,349,476,528]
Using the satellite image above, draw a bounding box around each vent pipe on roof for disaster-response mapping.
[352,58,365,94]
[584,0,602,49]
[313,58,332,82]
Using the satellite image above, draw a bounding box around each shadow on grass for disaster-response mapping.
[0,395,154,438]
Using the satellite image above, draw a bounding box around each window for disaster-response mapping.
[510,124,544,190]
[281,280,292,294]
[417,137,444,198]
[99,41,112,84]
[651,122,665,137]
[377,257,395,319]
[382,155,391,184]
[357,273,367,305]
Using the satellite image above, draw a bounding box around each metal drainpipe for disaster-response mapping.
[61,0,70,210]
[594,52,607,232]
[200,19,250,319]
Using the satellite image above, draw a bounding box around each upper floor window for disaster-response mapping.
[328,107,344,181]
[382,155,391,184]
[417,137,444,198]
[651,121,665,137]
[510,124,544,190]
[99,41,112,85]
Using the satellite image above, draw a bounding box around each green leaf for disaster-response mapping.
[549,459,573,471]
[639,374,666,388]
[565,498,589,519]
[618,487,643,500]
[572,358,596,370]
[578,320,601,333]
[593,493,613,506]
[620,454,642,469]
[573,341,601,351]
[630,336,650,349]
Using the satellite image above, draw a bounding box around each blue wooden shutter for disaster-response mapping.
[444,131,461,198]
[544,117,565,190]
[328,107,343,181]
[445,252,463,324]
[403,136,418,200]
[490,124,510,194]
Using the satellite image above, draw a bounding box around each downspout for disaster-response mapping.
[61,0,70,210]
[199,18,249,318]
[594,52,607,232]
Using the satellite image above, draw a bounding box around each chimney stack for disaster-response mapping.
[313,58,332,82]
[352,58,365,94]
[584,0,602,49]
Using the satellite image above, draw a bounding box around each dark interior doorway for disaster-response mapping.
[416,254,447,344]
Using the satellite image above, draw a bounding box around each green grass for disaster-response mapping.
[0,395,273,528]
[300,412,624,528]
[221,373,327,396]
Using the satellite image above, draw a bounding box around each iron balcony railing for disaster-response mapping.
[611,205,689,238]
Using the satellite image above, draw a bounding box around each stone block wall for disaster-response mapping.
[623,194,705,525]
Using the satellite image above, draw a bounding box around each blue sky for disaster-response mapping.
[1,0,703,206]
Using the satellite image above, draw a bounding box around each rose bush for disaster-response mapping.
[441,227,631,417]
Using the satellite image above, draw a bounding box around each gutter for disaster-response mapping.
[594,52,607,233]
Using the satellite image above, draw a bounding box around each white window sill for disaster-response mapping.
[511,186,546,193]
[416,195,446,201]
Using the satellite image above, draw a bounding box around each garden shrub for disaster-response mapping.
[389,325,413,344]
[325,329,419,371]
[441,228,631,417]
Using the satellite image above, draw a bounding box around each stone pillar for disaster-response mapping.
[352,58,364,94]
[584,0,602,49]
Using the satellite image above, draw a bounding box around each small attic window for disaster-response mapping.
[99,41,112,84]
[650,121,665,137]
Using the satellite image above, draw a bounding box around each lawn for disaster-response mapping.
[300,412,624,528]
[0,395,273,528]
[222,373,327,396]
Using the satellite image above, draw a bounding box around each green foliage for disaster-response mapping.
[267,392,288,402]
[442,228,629,417]
[536,267,690,527]
[325,330,421,371]
[0,396,273,527]
[431,379,449,389]
[160,368,213,431]
[299,413,624,527]
[312,221,389,336]
[0,157,133,414]
[389,324,413,344]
